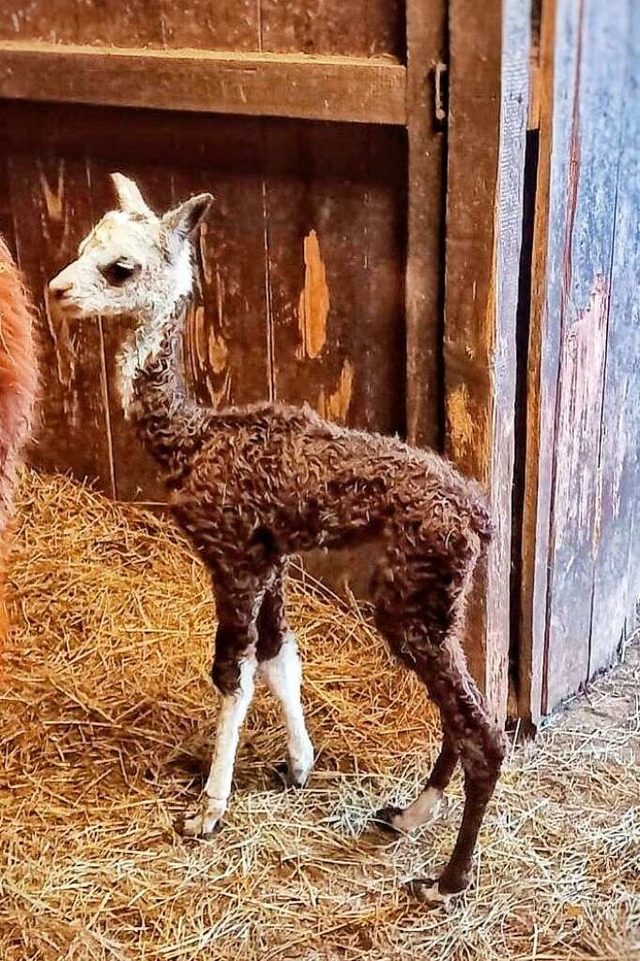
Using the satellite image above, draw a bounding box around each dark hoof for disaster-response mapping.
[408,876,467,908]
[372,805,403,834]
[273,761,308,789]
[176,816,223,840]
[408,878,452,907]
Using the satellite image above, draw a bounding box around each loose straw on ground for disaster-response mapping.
[1,471,638,960]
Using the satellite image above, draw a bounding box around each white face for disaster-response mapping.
[48,173,213,323]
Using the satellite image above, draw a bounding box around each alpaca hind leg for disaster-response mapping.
[257,569,314,787]
[182,583,263,838]
[411,641,506,903]
[372,543,505,903]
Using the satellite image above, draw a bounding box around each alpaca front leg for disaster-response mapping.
[183,650,257,837]
[260,631,314,787]
[375,731,457,833]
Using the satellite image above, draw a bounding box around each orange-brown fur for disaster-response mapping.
[0,235,38,642]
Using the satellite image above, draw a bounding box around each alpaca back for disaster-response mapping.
[0,235,38,639]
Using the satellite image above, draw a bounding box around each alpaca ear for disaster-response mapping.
[110,172,153,216]
[162,193,214,240]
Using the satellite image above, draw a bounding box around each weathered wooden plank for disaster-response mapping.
[75,0,164,47]
[445,0,530,721]
[0,0,74,43]
[540,0,628,714]
[589,0,637,680]
[0,41,407,125]
[259,0,403,58]
[7,154,114,491]
[170,141,272,409]
[405,0,445,450]
[262,123,406,436]
[159,0,259,51]
[517,0,557,726]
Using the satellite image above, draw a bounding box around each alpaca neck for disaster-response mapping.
[118,298,209,482]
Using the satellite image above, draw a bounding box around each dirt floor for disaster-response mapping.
[1,471,639,960]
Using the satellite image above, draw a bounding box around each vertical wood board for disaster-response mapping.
[445,0,530,720]
[6,153,114,490]
[540,0,628,712]
[262,122,407,436]
[588,3,638,677]
[405,0,445,450]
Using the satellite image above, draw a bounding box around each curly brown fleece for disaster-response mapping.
[127,299,506,900]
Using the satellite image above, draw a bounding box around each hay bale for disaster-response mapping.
[1,470,638,960]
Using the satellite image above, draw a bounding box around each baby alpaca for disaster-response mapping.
[49,174,506,904]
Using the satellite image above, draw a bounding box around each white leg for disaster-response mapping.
[183,654,257,836]
[259,631,314,787]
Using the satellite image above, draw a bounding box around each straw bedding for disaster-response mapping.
[1,470,639,960]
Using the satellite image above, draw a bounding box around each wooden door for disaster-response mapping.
[518,0,640,722]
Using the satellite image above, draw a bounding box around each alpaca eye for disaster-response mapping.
[101,261,138,285]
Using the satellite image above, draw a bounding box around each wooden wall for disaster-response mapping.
[0,103,408,504]
[519,0,640,722]
[0,0,529,722]
[0,0,404,56]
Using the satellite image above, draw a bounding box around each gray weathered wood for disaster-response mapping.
[588,1,638,681]
[519,0,633,720]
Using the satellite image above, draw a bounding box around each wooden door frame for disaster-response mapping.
[444,0,531,722]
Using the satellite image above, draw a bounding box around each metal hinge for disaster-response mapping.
[434,61,449,125]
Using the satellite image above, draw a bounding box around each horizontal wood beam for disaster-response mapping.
[0,41,407,125]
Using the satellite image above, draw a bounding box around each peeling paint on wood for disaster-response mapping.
[318,358,353,424]
[297,229,329,361]
[446,383,476,459]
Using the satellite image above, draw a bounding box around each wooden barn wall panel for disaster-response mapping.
[1,0,403,56]
[445,0,530,719]
[5,153,114,490]
[518,0,557,726]
[405,0,445,450]
[160,1,258,51]
[0,103,412,507]
[520,0,634,721]
[544,0,628,711]
[589,6,639,678]
[538,0,628,714]
[259,0,403,58]
[262,123,406,435]
[0,0,164,46]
